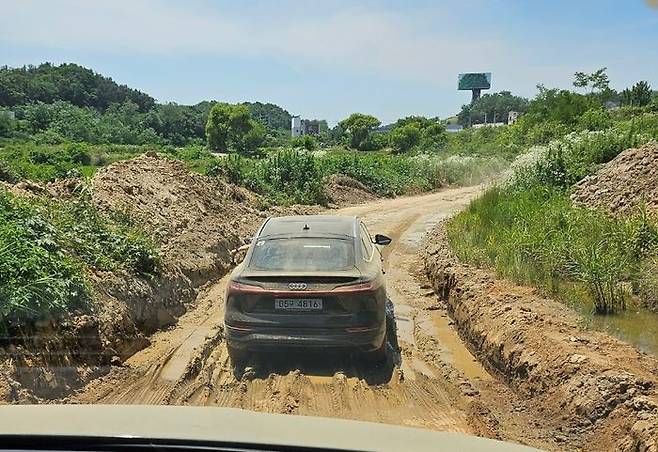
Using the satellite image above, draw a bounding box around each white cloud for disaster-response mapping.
[0,0,512,84]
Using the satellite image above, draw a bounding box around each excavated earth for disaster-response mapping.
[571,142,658,214]
[423,224,658,451]
[323,174,377,206]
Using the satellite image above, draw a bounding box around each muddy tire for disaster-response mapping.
[364,331,388,364]
[227,343,249,368]
[364,341,387,364]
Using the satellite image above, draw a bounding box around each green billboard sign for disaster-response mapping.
[458,73,492,90]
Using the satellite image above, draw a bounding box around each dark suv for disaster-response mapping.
[224,215,392,366]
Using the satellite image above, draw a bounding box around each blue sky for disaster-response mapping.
[1,0,657,125]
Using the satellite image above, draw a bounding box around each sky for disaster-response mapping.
[1,0,657,125]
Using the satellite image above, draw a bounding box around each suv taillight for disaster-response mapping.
[226,281,265,298]
[332,280,379,294]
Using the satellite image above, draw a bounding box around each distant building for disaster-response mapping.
[472,122,506,129]
[445,124,464,133]
[508,111,520,124]
[605,101,620,111]
[291,116,322,136]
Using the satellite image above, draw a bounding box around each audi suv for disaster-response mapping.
[224,215,392,367]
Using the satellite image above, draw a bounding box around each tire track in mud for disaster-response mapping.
[67,187,557,449]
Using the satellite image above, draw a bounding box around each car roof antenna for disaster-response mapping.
[303,224,310,231]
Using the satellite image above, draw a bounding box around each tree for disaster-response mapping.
[631,81,652,107]
[243,101,292,131]
[572,67,610,93]
[457,91,529,126]
[0,111,13,137]
[527,87,592,125]
[234,120,266,156]
[620,88,634,106]
[206,103,236,151]
[205,103,265,154]
[338,113,381,150]
[389,123,420,154]
[0,63,155,111]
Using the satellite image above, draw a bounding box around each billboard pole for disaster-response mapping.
[471,88,482,104]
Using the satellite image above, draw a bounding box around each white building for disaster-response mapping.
[508,111,520,124]
[291,116,321,136]
[291,115,302,137]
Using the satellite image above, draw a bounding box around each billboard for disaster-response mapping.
[458,72,491,90]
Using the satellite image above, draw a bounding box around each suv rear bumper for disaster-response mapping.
[225,323,386,353]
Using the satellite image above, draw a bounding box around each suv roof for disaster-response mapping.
[259,215,358,238]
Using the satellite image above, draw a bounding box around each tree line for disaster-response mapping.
[0,63,294,146]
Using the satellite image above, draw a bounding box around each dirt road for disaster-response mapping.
[69,187,560,449]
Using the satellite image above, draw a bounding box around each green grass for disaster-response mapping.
[446,112,658,314]
[0,188,159,334]
[446,186,658,313]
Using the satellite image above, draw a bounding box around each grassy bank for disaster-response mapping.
[0,188,159,335]
[446,113,658,314]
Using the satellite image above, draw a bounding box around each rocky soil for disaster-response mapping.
[423,224,658,451]
[571,142,658,214]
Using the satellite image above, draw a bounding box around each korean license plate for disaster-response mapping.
[275,298,323,311]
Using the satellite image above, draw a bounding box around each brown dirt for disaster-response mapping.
[323,174,377,206]
[571,142,658,214]
[423,223,658,451]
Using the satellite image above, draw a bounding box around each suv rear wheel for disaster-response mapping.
[227,343,249,368]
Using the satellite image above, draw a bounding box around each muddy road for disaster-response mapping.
[68,187,561,450]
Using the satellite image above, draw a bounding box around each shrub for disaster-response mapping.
[290,135,317,151]
[0,188,159,333]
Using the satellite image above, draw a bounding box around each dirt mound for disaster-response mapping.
[92,155,264,285]
[571,142,658,214]
[423,224,658,451]
[324,174,377,206]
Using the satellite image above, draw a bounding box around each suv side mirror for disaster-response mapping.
[373,234,392,246]
[230,244,251,265]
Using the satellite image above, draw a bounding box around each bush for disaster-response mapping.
[389,124,420,154]
[578,108,612,131]
[290,135,317,151]
[0,188,159,333]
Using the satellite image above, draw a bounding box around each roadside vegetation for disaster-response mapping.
[446,69,658,314]
[0,187,159,335]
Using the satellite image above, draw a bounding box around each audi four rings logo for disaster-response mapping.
[288,282,308,290]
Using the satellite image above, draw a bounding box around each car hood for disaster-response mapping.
[0,405,538,451]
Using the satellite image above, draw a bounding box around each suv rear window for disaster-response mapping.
[248,238,355,271]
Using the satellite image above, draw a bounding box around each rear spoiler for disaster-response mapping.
[239,268,363,280]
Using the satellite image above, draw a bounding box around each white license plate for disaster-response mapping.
[275,298,323,311]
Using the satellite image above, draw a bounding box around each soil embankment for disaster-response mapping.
[423,224,658,451]
[571,142,658,214]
